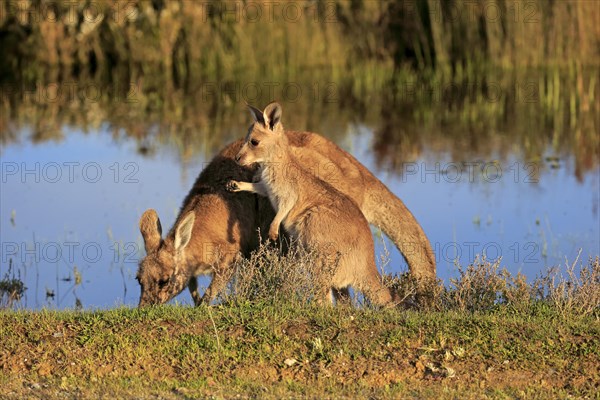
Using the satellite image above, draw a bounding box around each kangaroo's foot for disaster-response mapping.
[333,287,352,307]
[268,223,279,241]
[188,277,202,306]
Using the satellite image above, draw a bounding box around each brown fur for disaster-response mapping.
[137,106,436,306]
[228,102,395,306]
[137,148,259,306]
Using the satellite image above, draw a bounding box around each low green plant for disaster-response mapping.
[0,261,25,309]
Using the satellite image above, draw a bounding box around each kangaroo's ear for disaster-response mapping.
[247,103,265,125]
[263,102,282,131]
[140,209,163,254]
[174,212,195,251]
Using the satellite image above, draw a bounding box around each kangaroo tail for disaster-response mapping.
[362,180,436,282]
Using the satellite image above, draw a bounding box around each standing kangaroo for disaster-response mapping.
[226,102,395,306]
[137,106,435,306]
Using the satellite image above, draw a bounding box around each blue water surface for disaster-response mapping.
[1,125,598,309]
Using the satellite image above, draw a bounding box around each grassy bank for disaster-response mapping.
[1,254,599,399]
[0,303,598,399]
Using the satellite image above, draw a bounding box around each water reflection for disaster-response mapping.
[2,69,597,179]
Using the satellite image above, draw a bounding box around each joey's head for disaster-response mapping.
[137,209,195,307]
[235,102,287,166]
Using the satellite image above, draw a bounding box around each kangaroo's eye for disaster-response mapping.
[250,139,260,147]
[158,278,169,287]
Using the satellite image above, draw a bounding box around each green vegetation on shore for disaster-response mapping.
[1,303,598,399]
[1,251,599,398]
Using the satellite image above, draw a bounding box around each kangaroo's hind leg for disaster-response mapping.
[188,277,202,306]
[359,271,394,308]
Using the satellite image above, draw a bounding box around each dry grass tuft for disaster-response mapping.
[219,240,599,317]
[540,253,600,317]
[444,256,507,312]
[221,240,337,306]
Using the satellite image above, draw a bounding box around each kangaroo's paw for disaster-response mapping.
[226,180,240,192]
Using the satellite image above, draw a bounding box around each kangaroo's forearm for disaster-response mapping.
[234,181,269,197]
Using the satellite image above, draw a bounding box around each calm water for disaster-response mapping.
[1,120,598,309]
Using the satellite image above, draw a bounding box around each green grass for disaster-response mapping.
[1,302,598,399]
[2,246,598,398]
[1,247,599,398]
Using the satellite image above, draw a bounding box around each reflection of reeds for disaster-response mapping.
[0,0,598,173]
[373,67,599,179]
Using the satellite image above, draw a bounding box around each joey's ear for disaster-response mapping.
[247,103,265,125]
[174,212,195,251]
[263,102,282,131]
[140,209,163,254]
